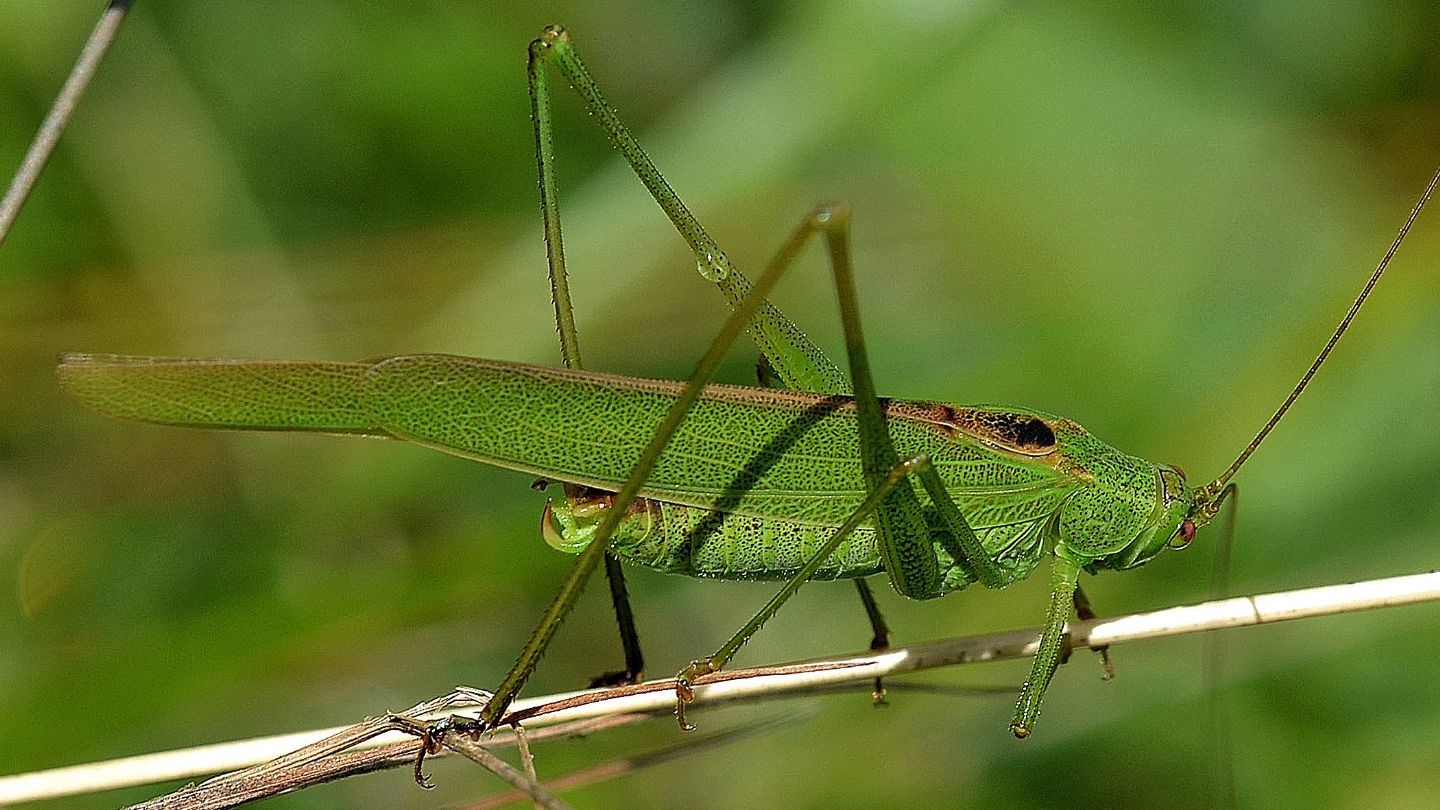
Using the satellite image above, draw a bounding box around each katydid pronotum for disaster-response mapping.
[52,23,1438,772]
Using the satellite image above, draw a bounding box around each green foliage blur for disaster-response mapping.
[2,2,1438,807]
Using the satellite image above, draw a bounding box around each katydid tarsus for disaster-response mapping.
[53,23,1438,767]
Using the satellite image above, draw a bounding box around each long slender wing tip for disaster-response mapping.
[55,352,167,392]
[55,354,385,435]
[58,353,283,367]
[58,351,139,367]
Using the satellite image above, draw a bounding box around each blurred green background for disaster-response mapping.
[2,2,1439,808]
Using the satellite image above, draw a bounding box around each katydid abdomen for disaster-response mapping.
[548,496,1052,591]
[56,351,1180,587]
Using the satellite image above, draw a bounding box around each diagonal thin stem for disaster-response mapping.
[0,0,133,248]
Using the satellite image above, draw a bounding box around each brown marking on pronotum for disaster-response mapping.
[887,402,1059,456]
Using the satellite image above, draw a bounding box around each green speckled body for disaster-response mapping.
[57,352,1195,595]
[582,502,1052,595]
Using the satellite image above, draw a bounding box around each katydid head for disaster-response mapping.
[1154,464,1200,553]
[1090,463,1199,571]
[1040,416,1200,572]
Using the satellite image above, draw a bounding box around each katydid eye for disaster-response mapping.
[1169,519,1197,549]
[1014,417,1055,448]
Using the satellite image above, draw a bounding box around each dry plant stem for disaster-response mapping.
[459,716,800,810]
[384,716,565,810]
[1,571,1436,807]
[0,0,132,247]
[124,690,619,810]
[512,726,540,809]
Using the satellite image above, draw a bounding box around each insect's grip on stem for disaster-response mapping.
[853,577,892,702]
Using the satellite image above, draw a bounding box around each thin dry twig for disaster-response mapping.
[1,570,1435,808]
[124,689,601,810]
[0,0,132,247]
[458,714,802,810]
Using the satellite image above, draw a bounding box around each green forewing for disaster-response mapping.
[57,354,384,435]
[56,353,1080,534]
[361,355,1076,528]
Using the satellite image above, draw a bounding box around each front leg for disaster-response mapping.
[1010,555,1083,738]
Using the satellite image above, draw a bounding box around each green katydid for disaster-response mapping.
[54,24,1439,762]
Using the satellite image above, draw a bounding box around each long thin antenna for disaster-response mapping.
[1201,164,1440,509]
[0,0,133,249]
